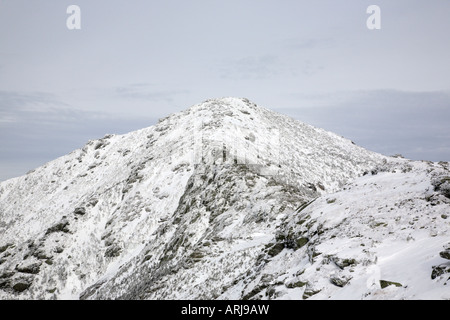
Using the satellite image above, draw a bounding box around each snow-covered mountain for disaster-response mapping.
[0,97,449,300]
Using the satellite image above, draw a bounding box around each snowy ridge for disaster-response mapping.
[0,97,449,300]
[247,160,450,300]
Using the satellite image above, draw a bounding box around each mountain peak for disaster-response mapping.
[183,97,262,120]
[1,98,448,300]
[199,97,258,108]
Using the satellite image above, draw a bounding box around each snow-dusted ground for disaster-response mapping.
[235,160,450,300]
[0,98,448,300]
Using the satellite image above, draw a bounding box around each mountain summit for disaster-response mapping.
[0,98,449,299]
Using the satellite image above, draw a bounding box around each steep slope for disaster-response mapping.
[0,97,448,300]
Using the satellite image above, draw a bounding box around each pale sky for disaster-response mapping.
[1,0,450,181]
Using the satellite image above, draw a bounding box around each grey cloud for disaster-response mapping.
[218,53,324,80]
[301,60,325,76]
[114,84,189,102]
[277,90,450,162]
[0,90,158,181]
[219,55,281,80]
[0,90,64,108]
[0,90,70,124]
[285,37,334,51]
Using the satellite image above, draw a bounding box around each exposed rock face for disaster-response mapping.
[0,98,449,300]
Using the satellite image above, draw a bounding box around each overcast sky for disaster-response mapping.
[1,0,449,181]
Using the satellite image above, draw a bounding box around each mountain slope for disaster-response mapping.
[242,160,450,300]
[0,97,448,300]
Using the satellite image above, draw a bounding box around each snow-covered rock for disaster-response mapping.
[0,97,448,300]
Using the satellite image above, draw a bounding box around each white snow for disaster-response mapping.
[0,97,448,300]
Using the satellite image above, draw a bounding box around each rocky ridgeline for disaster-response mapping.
[0,98,449,300]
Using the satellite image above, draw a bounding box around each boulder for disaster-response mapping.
[11,275,33,293]
[380,280,403,289]
[439,246,450,260]
[431,264,450,280]
[16,260,42,274]
[74,207,86,215]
